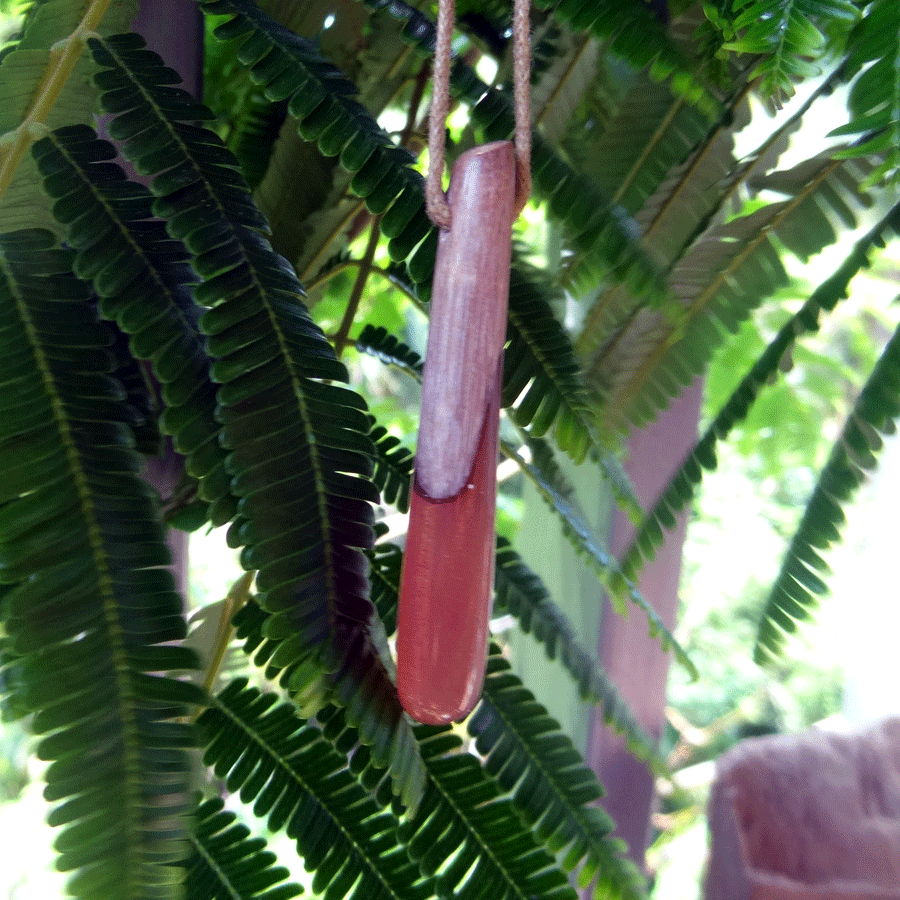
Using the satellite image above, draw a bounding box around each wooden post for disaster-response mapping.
[397,141,516,724]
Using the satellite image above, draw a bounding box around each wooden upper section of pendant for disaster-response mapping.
[415,141,517,500]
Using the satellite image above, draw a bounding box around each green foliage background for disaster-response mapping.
[0,1,899,899]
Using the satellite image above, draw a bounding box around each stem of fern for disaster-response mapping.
[0,0,114,202]
[334,215,382,357]
[192,570,256,714]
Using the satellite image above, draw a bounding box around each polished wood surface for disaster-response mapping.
[397,141,516,724]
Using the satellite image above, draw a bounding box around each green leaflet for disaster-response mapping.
[590,153,881,432]
[831,0,900,185]
[472,646,648,899]
[182,796,303,900]
[199,0,433,267]
[86,31,425,811]
[493,538,662,769]
[368,416,414,514]
[357,323,423,379]
[196,680,433,900]
[30,124,234,519]
[720,0,858,96]
[407,725,578,900]
[619,200,900,585]
[0,0,138,234]
[755,315,900,662]
[502,436,696,677]
[0,229,200,900]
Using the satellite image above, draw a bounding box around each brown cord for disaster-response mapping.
[426,0,531,229]
[511,0,531,217]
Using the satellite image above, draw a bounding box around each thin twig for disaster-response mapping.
[334,215,382,357]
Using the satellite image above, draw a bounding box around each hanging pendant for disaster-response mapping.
[397,140,517,724]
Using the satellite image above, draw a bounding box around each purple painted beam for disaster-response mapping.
[586,379,705,868]
[129,0,203,601]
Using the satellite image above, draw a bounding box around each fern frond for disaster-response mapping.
[574,62,845,372]
[720,0,858,97]
[831,0,900,185]
[31,124,234,520]
[356,323,423,378]
[369,540,403,638]
[504,262,604,463]
[563,65,755,293]
[199,0,433,270]
[530,28,603,146]
[592,153,880,431]
[249,5,418,281]
[108,324,162,456]
[204,27,287,189]
[369,417,414,513]
[0,229,200,900]
[619,200,900,583]
[755,315,900,663]
[196,679,433,900]
[0,0,137,233]
[472,646,648,899]
[530,0,710,107]
[182,796,304,900]
[502,437,696,676]
[494,539,661,768]
[408,725,578,900]
[231,93,288,190]
[88,32,425,810]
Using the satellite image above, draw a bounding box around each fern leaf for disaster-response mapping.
[199,0,433,271]
[87,32,425,810]
[574,63,843,379]
[530,0,709,107]
[356,323,423,378]
[0,0,137,233]
[107,325,162,457]
[472,646,648,899]
[722,0,858,97]
[182,796,304,900]
[369,417,414,513]
[504,262,605,464]
[250,5,418,281]
[408,725,578,900]
[755,316,900,663]
[196,680,433,900]
[0,229,200,900]
[503,437,696,676]
[593,154,880,431]
[494,539,662,768]
[530,27,603,146]
[831,0,900,185]
[204,29,288,189]
[30,124,234,521]
[620,200,900,583]
[369,541,404,638]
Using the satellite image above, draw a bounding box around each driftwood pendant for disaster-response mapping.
[397,141,516,724]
